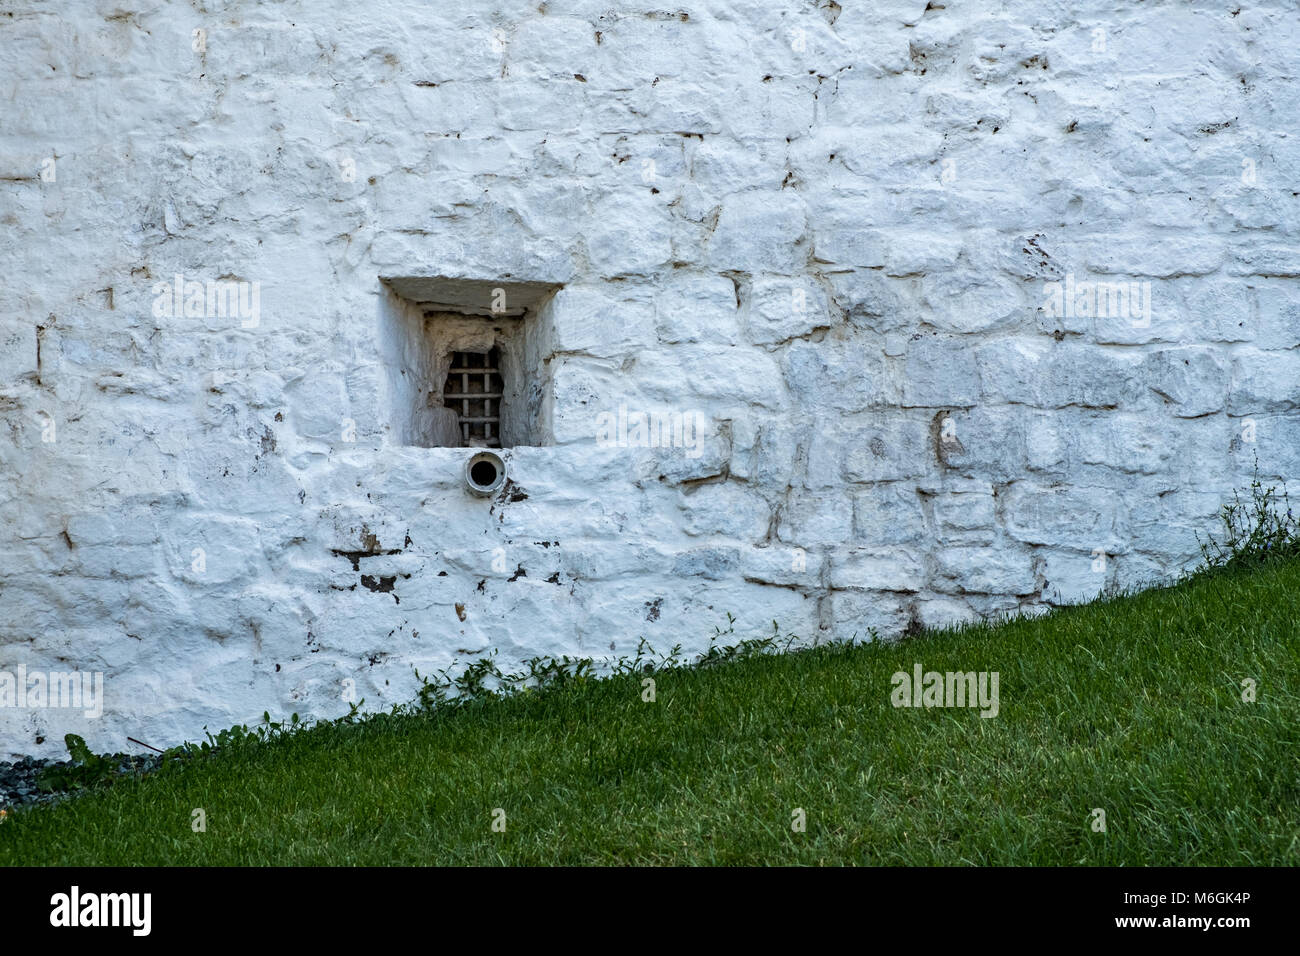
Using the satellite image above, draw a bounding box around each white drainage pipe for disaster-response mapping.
[465,451,506,496]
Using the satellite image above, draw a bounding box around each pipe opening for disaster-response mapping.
[465,451,506,496]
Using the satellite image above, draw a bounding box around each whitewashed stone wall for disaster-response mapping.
[2,1,1297,757]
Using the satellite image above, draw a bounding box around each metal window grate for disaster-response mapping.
[443,348,504,447]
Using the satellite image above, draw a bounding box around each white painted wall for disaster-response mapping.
[2,0,1297,758]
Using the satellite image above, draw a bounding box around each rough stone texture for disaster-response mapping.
[1,1,1296,757]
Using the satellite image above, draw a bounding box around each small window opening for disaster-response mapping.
[379,276,562,448]
[443,348,504,447]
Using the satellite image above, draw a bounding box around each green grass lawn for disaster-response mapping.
[2,560,1298,865]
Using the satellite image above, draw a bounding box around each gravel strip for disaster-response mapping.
[0,754,164,812]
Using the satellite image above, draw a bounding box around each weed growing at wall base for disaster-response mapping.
[1196,460,1300,572]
